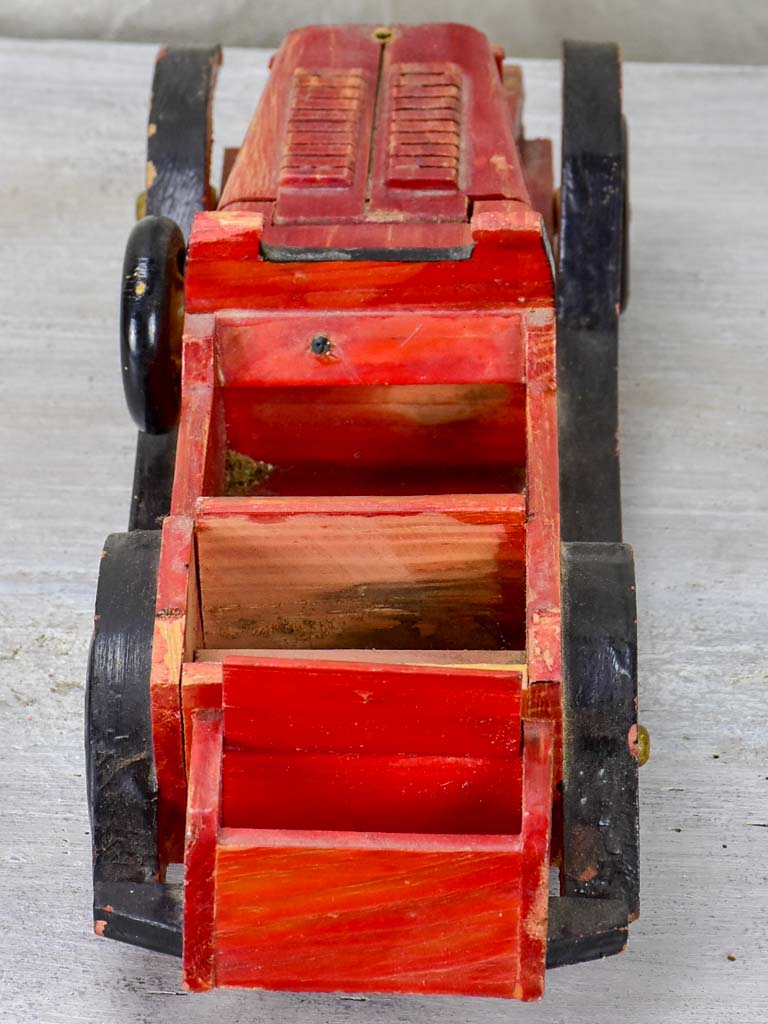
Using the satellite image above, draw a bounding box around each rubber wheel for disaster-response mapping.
[120,215,185,434]
[86,530,161,885]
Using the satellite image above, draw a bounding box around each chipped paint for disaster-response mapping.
[157,616,184,683]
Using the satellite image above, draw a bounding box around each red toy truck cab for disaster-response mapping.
[87,23,640,1002]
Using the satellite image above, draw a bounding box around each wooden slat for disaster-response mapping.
[222,751,523,835]
[168,317,224,517]
[214,836,525,995]
[197,492,525,519]
[221,382,527,473]
[182,710,222,992]
[195,493,526,651]
[181,661,222,771]
[521,138,555,246]
[214,310,525,387]
[149,515,195,863]
[182,653,528,772]
[206,720,553,997]
[524,309,562,683]
[515,719,554,999]
[195,648,526,666]
[222,658,523,757]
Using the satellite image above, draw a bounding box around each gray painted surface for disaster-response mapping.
[1,0,768,64]
[0,37,767,1024]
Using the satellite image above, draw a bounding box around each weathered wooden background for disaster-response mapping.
[0,39,766,1024]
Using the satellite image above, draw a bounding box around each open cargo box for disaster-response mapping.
[168,409,556,995]
[183,660,553,998]
[177,493,553,995]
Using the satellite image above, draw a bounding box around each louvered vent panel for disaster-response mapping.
[279,69,366,188]
[386,63,463,190]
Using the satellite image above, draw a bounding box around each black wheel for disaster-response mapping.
[86,530,183,954]
[86,531,160,884]
[125,45,221,528]
[557,41,627,545]
[120,215,185,435]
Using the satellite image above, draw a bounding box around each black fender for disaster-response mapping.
[548,41,640,969]
[557,40,628,545]
[86,530,183,955]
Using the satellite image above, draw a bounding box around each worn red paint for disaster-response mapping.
[146,22,564,1000]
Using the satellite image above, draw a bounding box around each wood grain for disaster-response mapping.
[2,37,767,1023]
[213,311,526,388]
[194,494,527,650]
[182,711,552,998]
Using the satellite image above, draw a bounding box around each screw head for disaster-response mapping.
[310,335,332,355]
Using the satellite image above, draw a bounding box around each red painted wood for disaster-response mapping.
[182,710,222,991]
[220,658,524,835]
[368,25,529,220]
[184,202,552,313]
[181,662,221,770]
[196,491,525,521]
[524,309,562,683]
[214,310,525,387]
[221,24,528,226]
[220,382,526,477]
[526,680,564,864]
[181,712,553,997]
[215,839,528,995]
[502,64,524,142]
[169,317,224,517]
[522,138,555,246]
[150,515,195,864]
[260,219,472,255]
[223,751,524,835]
[181,653,528,776]
[220,25,381,215]
[514,720,554,998]
[222,658,523,756]
[152,27,565,998]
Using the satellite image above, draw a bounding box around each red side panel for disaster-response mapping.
[182,668,553,999]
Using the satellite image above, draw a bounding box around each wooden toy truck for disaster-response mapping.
[86,24,641,1001]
